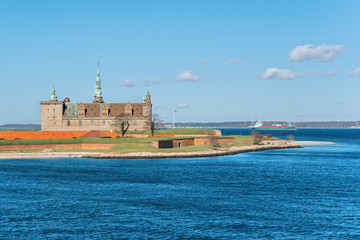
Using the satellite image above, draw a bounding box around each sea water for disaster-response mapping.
[1,129,360,239]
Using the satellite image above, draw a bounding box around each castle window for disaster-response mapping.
[67,120,70,126]
[79,120,82,126]
[103,120,106,126]
[91,120,94,126]
[134,120,138,126]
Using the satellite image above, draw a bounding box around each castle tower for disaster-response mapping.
[50,81,58,101]
[143,92,152,118]
[93,62,104,103]
[40,81,63,131]
[146,92,151,104]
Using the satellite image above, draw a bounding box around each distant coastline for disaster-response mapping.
[2,121,360,131]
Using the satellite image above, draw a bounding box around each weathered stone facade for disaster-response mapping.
[40,66,152,131]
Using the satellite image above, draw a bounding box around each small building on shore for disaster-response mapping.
[153,137,235,149]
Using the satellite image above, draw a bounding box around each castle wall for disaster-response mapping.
[60,117,150,131]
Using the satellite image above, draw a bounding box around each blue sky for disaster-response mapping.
[1,0,360,124]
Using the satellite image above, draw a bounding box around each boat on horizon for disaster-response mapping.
[251,121,296,130]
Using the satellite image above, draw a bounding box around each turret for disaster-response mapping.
[41,80,63,131]
[49,81,58,101]
[146,92,151,104]
[93,61,104,103]
[143,92,152,117]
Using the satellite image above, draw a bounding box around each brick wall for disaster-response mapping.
[172,139,194,148]
[0,143,116,150]
[0,131,120,140]
[194,137,234,145]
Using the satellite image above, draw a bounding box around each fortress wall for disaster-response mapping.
[0,131,119,140]
[194,137,235,145]
[0,143,116,150]
[172,139,195,148]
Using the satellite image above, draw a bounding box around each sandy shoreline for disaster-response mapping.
[293,141,337,146]
[0,141,336,160]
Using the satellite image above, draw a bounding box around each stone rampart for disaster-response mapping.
[0,143,116,150]
[0,131,119,140]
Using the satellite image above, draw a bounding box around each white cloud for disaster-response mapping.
[260,67,299,80]
[312,69,324,76]
[349,67,360,77]
[153,105,169,110]
[141,79,161,86]
[120,79,136,87]
[226,58,242,65]
[289,44,344,62]
[177,103,188,108]
[201,58,208,63]
[330,68,338,78]
[176,70,200,82]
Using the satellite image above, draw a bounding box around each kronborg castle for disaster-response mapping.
[40,65,152,131]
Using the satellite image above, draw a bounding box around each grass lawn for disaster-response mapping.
[0,135,258,153]
[117,128,214,135]
[144,128,214,135]
[0,130,281,153]
[0,136,179,146]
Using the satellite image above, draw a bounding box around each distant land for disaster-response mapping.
[0,124,41,130]
[2,121,360,130]
[168,121,360,129]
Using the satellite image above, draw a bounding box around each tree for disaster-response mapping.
[266,133,273,138]
[151,113,163,136]
[112,116,130,138]
[251,130,263,145]
[120,120,130,138]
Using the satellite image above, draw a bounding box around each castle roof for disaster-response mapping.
[63,102,144,118]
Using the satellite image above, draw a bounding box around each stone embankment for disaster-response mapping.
[91,144,301,159]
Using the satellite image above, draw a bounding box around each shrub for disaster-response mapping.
[287,135,295,141]
[251,131,263,145]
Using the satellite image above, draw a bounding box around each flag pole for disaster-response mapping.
[173,110,177,128]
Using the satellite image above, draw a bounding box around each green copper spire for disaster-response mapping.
[95,61,103,98]
[50,81,58,101]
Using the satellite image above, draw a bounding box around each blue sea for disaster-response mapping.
[1,129,360,239]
